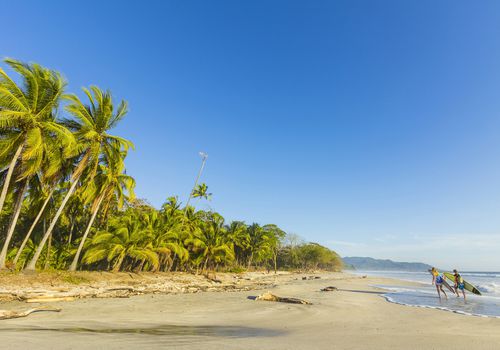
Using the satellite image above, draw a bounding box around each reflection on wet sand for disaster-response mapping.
[0,323,284,338]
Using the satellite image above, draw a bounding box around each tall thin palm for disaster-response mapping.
[13,136,71,266]
[69,153,135,271]
[25,86,133,271]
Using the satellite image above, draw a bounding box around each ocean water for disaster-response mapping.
[355,270,500,318]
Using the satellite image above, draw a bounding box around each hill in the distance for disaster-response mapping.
[343,256,432,272]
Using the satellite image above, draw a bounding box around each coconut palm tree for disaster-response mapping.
[83,211,159,272]
[12,134,72,267]
[191,183,212,201]
[0,59,74,268]
[69,153,135,271]
[0,58,71,216]
[0,178,28,267]
[226,221,248,266]
[25,86,133,271]
[153,198,190,271]
[12,181,52,266]
[246,223,272,269]
[186,212,234,273]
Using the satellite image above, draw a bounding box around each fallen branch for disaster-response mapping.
[255,292,312,305]
[0,307,61,320]
[320,286,338,292]
[26,296,75,303]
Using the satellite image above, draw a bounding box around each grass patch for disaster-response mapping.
[61,274,91,285]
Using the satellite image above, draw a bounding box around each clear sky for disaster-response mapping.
[2,0,500,270]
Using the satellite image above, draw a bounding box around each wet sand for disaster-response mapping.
[1,273,500,349]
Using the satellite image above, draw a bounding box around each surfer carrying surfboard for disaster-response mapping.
[452,269,466,301]
[430,267,448,300]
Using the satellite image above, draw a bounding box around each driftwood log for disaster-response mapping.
[255,292,312,305]
[26,296,75,303]
[320,286,338,292]
[0,306,61,320]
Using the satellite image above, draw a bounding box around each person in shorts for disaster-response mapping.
[453,269,466,301]
[430,267,448,300]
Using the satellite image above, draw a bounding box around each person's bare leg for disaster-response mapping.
[436,285,441,299]
[440,286,448,299]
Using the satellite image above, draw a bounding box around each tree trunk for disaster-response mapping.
[0,143,23,216]
[273,250,278,274]
[247,252,254,270]
[25,174,81,271]
[112,253,126,272]
[202,256,209,274]
[168,255,176,272]
[137,260,145,272]
[67,221,75,247]
[0,180,28,269]
[44,225,52,270]
[69,196,104,271]
[13,188,54,266]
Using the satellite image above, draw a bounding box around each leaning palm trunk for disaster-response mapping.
[67,221,75,246]
[69,195,104,271]
[112,253,126,272]
[13,189,54,266]
[0,144,23,216]
[44,231,52,270]
[0,180,28,269]
[25,176,81,271]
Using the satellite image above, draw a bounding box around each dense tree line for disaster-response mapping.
[0,58,343,273]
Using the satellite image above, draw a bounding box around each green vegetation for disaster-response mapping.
[0,58,342,273]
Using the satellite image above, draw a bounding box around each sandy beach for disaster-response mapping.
[0,272,499,349]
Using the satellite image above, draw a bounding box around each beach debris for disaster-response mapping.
[0,306,61,320]
[255,292,312,305]
[302,276,321,280]
[205,274,222,284]
[26,296,75,303]
[320,286,338,292]
[106,287,135,292]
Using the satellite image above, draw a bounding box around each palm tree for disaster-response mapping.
[0,58,71,215]
[186,212,234,273]
[69,153,135,271]
[246,223,272,269]
[154,197,190,271]
[83,211,159,272]
[0,59,73,268]
[13,137,71,267]
[0,179,28,267]
[226,221,249,266]
[13,176,52,266]
[191,183,212,201]
[25,86,133,271]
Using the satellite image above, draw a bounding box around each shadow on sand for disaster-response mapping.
[0,324,285,338]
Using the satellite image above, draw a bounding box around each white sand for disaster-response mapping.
[1,273,499,349]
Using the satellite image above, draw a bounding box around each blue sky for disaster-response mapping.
[2,1,500,270]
